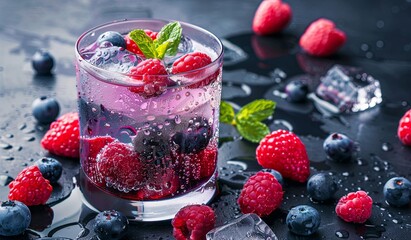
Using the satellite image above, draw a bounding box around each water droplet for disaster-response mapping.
[365,52,374,59]
[335,230,349,238]
[361,44,369,51]
[104,123,111,127]
[381,142,393,152]
[25,136,36,142]
[1,156,14,161]
[0,175,13,186]
[19,123,27,130]
[175,115,181,124]
[376,20,385,28]
[376,40,384,48]
[147,115,155,121]
[175,94,181,100]
[0,142,12,150]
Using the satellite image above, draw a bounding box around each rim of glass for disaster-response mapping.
[75,19,223,87]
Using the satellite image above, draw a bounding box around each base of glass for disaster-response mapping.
[78,170,217,221]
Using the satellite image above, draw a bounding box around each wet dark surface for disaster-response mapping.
[1,0,411,239]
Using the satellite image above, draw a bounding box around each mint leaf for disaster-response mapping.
[155,39,172,60]
[236,99,275,122]
[220,101,235,124]
[236,120,270,143]
[156,21,182,56]
[129,29,157,59]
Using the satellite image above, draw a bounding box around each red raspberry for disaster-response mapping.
[41,112,80,158]
[129,59,169,97]
[125,29,157,55]
[97,141,145,192]
[299,18,346,57]
[252,0,292,36]
[172,204,215,240]
[336,190,373,223]
[81,136,115,184]
[136,168,179,200]
[398,109,411,146]
[256,130,310,182]
[238,172,283,217]
[8,166,53,206]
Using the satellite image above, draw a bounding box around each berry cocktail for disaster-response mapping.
[75,19,223,221]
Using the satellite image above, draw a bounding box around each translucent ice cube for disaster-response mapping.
[222,39,248,66]
[163,35,194,67]
[315,65,382,113]
[206,213,278,240]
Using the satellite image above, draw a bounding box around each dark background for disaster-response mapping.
[1,0,411,239]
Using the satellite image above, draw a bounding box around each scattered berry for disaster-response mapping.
[335,190,373,223]
[172,205,215,240]
[129,59,169,97]
[93,210,129,240]
[41,112,80,158]
[252,0,292,35]
[125,30,157,55]
[300,18,346,57]
[286,205,321,236]
[307,173,339,201]
[35,157,63,184]
[238,172,283,217]
[32,96,60,124]
[261,168,284,186]
[32,50,54,75]
[136,169,179,200]
[97,31,126,48]
[398,109,411,146]
[323,133,355,162]
[285,80,309,103]
[171,116,212,154]
[256,129,310,182]
[8,166,53,206]
[383,177,411,207]
[97,142,145,192]
[0,200,31,236]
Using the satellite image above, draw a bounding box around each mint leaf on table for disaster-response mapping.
[220,101,235,124]
[156,21,182,56]
[129,29,157,59]
[219,99,276,143]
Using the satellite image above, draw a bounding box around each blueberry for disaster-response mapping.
[285,80,309,103]
[383,177,411,207]
[32,50,54,75]
[307,173,339,201]
[323,133,355,162]
[171,116,212,154]
[35,157,63,184]
[93,210,129,240]
[0,200,31,236]
[32,96,60,124]
[261,169,284,186]
[286,205,321,236]
[97,31,126,48]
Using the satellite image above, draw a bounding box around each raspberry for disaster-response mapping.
[129,59,169,97]
[335,190,373,223]
[81,136,115,184]
[398,109,411,146]
[8,166,53,206]
[238,172,283,217]
[299,18,346,57]
[97,142,145,192]
[175,146,217,181]
[172,205,215,240]
[252,0,292,35]
[41,112,80,158]
[256,130,310,182]
[136,169,179,200]
[125,30,157,55]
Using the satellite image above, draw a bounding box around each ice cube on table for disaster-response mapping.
[206,213,278,240]
[315,65,382,113]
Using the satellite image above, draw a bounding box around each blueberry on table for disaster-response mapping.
[383,177,411,207]
[32,50,54,75]
[286,205,321,236]
[307,172,339,201]
[323,133,355,162]
[35,157,63,184]
[32,96,60,124]
[261,168,284,186]
[94,210,129,240]
[0,200,31,236]
[285,79,309,103]
[97,31,126,48]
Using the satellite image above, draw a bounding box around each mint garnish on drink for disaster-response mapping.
[129,21,182,60]
[220,99,276,143]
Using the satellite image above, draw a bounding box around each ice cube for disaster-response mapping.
[206,213,278,240]
[315,65,382,113]
[222,39,248,66]
[163,35,194,67]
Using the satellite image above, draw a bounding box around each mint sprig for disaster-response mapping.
[129,21,182,60]
[220,99,276,143]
